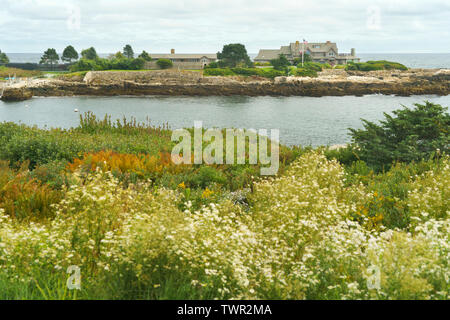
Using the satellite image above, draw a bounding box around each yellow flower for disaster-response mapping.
[178,182,186,189]
[202,188,214,199]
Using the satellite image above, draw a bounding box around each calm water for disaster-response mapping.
[1,95,449,146]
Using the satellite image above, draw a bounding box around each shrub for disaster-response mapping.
[350,101,449,171]
[230,67,259,76]
[270,54,290,71]
[203,68,236,76]
[66,150,187,183]
[345,60,408,71]
[295,68,318,77]
[256,68,286,79]
[204,61,218,69]
[188,166,227,188]
[156,59,173,69]
[407,160,450,226]
[69,57,147,72]
[0,161,62,220]
[0,130,84,169]
[301,62,323,72]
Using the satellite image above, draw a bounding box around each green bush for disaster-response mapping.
[156,59,173,69]
[203,68,236,76]
[205,61,219,69]
[70,57,147,72]
[230,67,259,76]
[189,166,227,188]
[301,62,323,72]
[256,68,286,79]
[295,68,318,77]
[204,67,286,79]
[270,54,290,71]
[0,131,84,169]
[345,60,408,71]
[350,101,449,171]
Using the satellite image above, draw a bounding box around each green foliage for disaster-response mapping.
[138,50,152,61]
[156,58,173,69]
[81,47,98,60]
[346,60,408,71]
[129,57,146,70]
[189,166,227,188]
[203,68,237,76]
[230,67,260,76]
[40,48,59,66]
[61,45,79,63]
[203,67,286,79]
[324,145,359,166]
[270,54,290,71]
[69,59,97,72]
[257,68,286,79]
[295,68,318,77]
[204,61,218,69]
[217,43,252,68]
[123,44,134,59]
[350,102,450,171]
[0,50,9,64]
[293,53,312,65]
[69,54,146,72]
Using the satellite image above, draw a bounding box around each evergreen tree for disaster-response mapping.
[81,47,98,60]
[123,44,134,59]
[62,45,79,63]
[40,48,60,68]
[0,50,9,64]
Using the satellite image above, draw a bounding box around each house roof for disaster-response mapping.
[149,54,217,60]
[254,49,283,61]
[304,42,338,53]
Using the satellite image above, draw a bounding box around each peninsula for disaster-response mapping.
[1,68,449,102]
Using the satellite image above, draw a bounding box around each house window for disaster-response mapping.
[313,45,320,49]
[328,52,335,56]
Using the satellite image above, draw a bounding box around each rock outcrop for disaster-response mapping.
[1,69,449,102]
[0,88,33,102]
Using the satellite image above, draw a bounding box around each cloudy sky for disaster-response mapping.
[1,0,449,54]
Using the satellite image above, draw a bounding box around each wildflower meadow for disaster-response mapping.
[0,102,448,300]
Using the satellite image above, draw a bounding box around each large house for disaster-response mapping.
[146,49,217,70]
[255,41,360,65]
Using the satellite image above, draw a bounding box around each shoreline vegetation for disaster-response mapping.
[0,102,448,299]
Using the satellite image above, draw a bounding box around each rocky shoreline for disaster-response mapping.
[1,69,449,102]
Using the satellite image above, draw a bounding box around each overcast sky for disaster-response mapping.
[1,0,449,54]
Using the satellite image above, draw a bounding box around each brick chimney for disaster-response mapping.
[171,49,175,54]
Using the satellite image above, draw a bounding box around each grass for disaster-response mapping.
[0,66,43,79]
